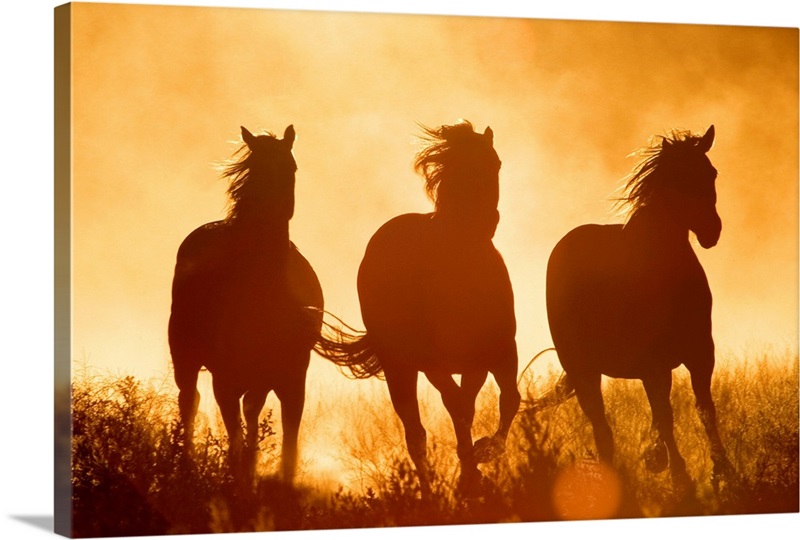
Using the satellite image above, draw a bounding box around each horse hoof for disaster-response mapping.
[473,436,504,463]
[671,469,693,496]
[711,457,736,492]
[458,469,485,498]
[714,455,735,475]
[642,442,669,473]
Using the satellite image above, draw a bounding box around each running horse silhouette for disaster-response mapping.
[168,125,323,483]
[317,120,520,495]
[545,126,733,490]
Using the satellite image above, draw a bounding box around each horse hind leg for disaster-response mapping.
[642,374,692,490]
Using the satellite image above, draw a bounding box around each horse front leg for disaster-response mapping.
[242,387,270,483]
[274,373,306,484]
[384,366,430,496]
[689,363,734,491]
[213,378,245,473]
[474,356,520,463]
[642,373,691,491]
[427,370,487,495]
[173,359,201,455]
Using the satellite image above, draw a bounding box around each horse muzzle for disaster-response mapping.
[695,212,722,249]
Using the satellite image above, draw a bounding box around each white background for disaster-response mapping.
[1,1,797,539]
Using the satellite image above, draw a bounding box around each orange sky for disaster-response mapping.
[63,0,798,489]
[70,4,797,382]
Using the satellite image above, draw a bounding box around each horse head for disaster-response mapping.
[621,125,721,248]
[224,124,298,224]
[664,125,721,248]
[414,120,502,239]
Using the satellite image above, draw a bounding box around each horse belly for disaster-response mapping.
[547,224,710,378]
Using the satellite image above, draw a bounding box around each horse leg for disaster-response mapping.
[242,387,269,482]
[212,378,244,472]
[689,363,733,490]
[274,374,306,484]
[426,371,487,494]
[572,372,614,465]
[642,374,691,489]
[475,356,521,462]
[384,366,430,496]
[173,359,201,454]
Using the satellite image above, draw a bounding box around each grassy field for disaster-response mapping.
[66,352,798,537]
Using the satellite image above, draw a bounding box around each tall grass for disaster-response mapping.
[66,353,798,537]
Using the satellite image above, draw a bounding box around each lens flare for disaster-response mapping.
[552,460,622,520]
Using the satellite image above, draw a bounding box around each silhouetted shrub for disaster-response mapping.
[68,353,798,536]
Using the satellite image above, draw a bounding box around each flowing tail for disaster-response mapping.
[308,308,384,380]
[518,347,575,412]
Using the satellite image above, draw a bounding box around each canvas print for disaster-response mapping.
[54,2,799,537]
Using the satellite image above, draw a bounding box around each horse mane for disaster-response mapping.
[413,119,499,213]
[218,130,296,223]
[614,129,709,221]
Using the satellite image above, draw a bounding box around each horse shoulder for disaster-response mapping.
[175,221,228,268]
[547,224,623,284]
[553,223,622,253]
[360,213,432,277]
[368,213,432,247]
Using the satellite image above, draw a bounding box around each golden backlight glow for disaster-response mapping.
[69,4,798,490]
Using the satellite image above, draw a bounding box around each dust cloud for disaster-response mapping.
[68,3,797,486]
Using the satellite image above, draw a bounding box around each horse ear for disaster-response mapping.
[241,126,256,149]
[283,125,296,149]
[484,126,494,145]
[699,125,715,153]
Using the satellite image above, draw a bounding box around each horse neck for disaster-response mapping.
[433,205,499,242]
[623,204,689,251]
[229,216,291,252]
